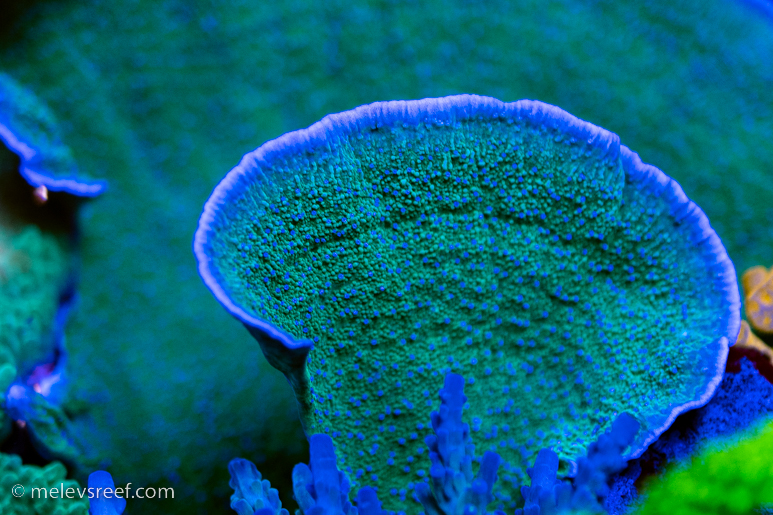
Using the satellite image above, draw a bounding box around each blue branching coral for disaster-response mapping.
[229,372,643,515]
[292,434,358,515]
[196,95,739,512]
[229,458,289,515]
[229,373,501,515]
[569,413,639,512]
[88,471,127,515]
[230,433,362,515]
[415,373,502,515]
[517,413,638,515]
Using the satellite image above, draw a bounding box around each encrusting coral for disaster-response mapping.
[196,95,739,512]
[0,453,88,515]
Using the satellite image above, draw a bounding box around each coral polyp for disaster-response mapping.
[195,95,739,512]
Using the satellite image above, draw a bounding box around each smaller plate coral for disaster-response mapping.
[0,73,106,197]
[195,95,739,512]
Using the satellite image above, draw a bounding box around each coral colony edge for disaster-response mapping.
[194,95,739,513]
[0,72,107,197]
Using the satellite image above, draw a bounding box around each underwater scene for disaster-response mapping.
[1,0,773,513]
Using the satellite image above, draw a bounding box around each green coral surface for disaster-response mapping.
[200,97,736,512]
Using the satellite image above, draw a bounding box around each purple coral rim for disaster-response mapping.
[617,144,740,460]
[0,121,106,197]
[194,95,741,454]
[194,95,619,350]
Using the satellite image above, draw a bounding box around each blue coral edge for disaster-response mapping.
[193,94,620,350]
[193,94,741,457]
[617,144,740,461]
[0,120,107,197]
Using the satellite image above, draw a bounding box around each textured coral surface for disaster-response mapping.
[636,418,773,515]
[197,96,737,512]
[1,0,772,513]
[606,353,773,514]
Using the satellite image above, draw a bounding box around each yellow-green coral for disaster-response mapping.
[635,418,773,515]
[0,453,88,515]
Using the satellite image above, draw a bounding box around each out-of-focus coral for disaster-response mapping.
[0,224,68,373]
[606,354,773,514]
[4,384,80,465]
[735,320,773,366]
[0,80,89,459]
[195,95,738,512]
[2,0,772,513]
[634,418,773,515]
[742,266,773,334]
[87,470,126,515]
[0,73,106,196]
[0,452,88,515]
[0,222,68,441]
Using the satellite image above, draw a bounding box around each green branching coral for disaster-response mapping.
[0,452,88,515]
[196,95,738,512]
[635,418,773,515]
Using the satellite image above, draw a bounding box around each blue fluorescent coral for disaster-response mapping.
[2,0,773,513]
[195,95,738,512]
[0,73,106,197]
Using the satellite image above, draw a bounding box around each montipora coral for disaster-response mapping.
[197,95,739,512]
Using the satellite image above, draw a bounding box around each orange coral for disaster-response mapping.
[735,320,773,366]
[742,266,773,333]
